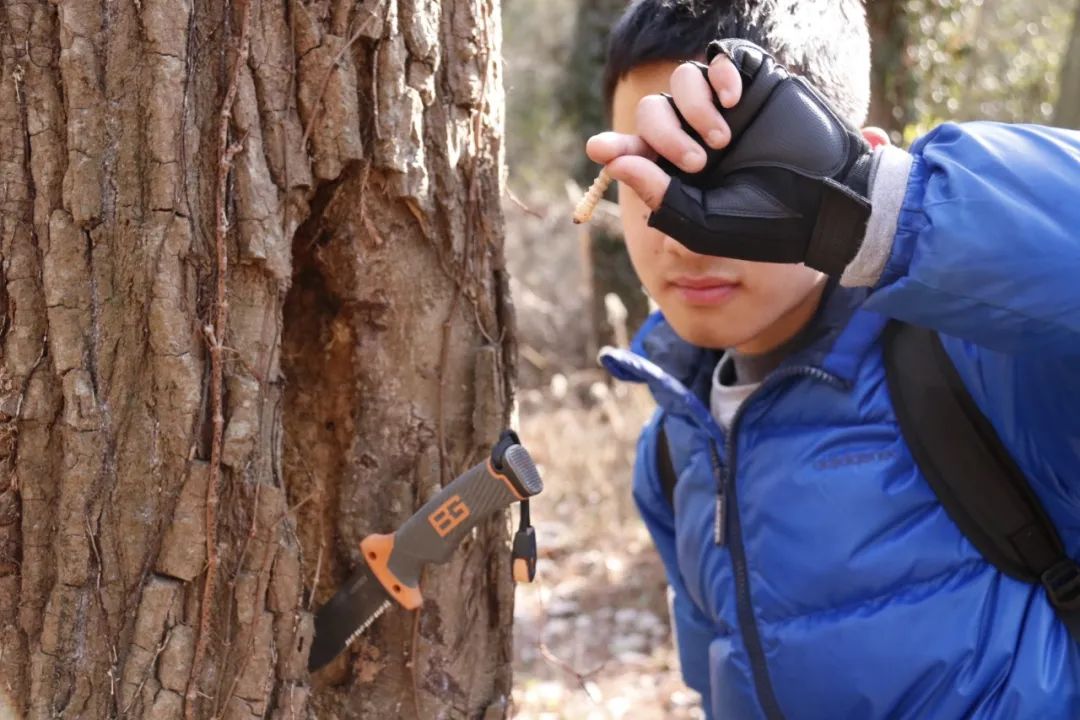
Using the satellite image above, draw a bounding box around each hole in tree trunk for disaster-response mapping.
[280,170,361,608]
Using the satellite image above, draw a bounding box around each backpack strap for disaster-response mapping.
[884,321,1080,642]
[657,423,678,509]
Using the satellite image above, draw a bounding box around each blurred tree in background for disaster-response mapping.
[561,0,627,187]
[868,0,916,140]
[504,0,581,196]
[1055,2,1080,127]
[562,0,651,356]
[504,0,648,369]
[897,0,1075,140]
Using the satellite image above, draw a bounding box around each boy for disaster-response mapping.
[585,1,1080,718]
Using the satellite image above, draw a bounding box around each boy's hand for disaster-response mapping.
[587,39,878,275]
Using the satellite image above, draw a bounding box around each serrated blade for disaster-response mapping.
[308,564,394,671]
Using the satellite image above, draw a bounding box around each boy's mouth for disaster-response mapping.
[667,274,741,306]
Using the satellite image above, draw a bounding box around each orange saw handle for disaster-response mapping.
[360,436,542,610]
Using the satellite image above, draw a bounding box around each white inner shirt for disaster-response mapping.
[709,351,760,429]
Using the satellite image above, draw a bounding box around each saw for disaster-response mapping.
[308,431,543,671]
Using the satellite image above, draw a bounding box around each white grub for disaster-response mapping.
[572,168,612,224]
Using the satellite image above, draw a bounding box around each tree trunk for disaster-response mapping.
[0,0,516,718]
[1055,1,1080,129]
[866,0,915,141]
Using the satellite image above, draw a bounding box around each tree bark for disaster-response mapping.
[0,0,516,718]
[1055,1,1080,129]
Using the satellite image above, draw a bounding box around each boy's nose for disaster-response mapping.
[661,230,708,260]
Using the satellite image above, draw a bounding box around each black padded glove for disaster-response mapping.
[649,38,875,275]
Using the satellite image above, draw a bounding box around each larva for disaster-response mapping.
[572,168,612,224]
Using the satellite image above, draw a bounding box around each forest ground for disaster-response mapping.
[510,383,703,720]
[504,198,703,720]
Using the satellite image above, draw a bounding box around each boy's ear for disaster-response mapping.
[862,126,890,148]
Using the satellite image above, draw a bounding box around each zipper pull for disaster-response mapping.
[714,492,726,546]
[709,445,727,546]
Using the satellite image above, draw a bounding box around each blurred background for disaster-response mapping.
[502,2,1080,717]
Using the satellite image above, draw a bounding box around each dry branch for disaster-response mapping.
[185,1,253,717]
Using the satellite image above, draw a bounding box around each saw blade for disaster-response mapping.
[308,563,394,671]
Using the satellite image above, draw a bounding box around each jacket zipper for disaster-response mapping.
[716,365,846,720]
[709,445,726,545]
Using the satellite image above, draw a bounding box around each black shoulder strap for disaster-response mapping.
[884,321,1080,642]
[657,423,678,509]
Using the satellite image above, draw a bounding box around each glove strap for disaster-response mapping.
[804,152,874,275]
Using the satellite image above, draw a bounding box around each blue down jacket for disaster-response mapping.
[600,123,1080,719]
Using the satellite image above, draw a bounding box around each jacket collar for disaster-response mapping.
[601,282,887,419]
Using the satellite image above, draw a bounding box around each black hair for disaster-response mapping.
[602,0,870,126]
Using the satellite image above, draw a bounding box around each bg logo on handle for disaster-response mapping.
[428,495,471,537]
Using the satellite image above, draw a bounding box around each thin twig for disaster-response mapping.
[505,186,543,219]
[410,596,426,719]
[8,334,47,492]
[216,483,273,718]
[286,489,316,515]
[435,289,462,483]
[217,611,258,718]
[232,482,261,576]
[471,302,499,346]
[282,434,324,609]
[184,1,253,717]
[534,569,606,704]
[122,628,174,715]
[298,13,366,153]
[307,521,325,611]
[538,643,606,702]
[106,644,119,709]
[85,514,102,592]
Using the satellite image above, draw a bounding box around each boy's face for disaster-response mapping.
[612,62,827,353]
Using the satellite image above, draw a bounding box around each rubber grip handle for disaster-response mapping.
[363,444,543,608]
